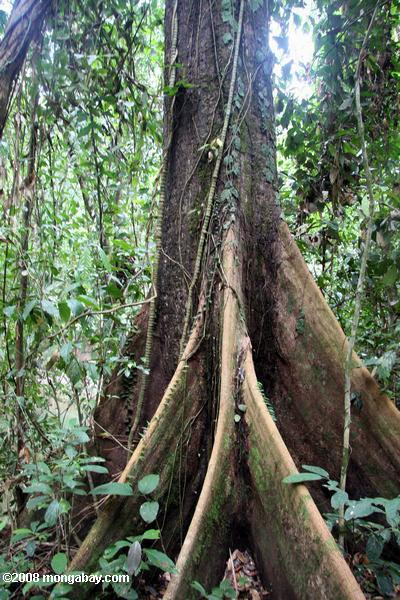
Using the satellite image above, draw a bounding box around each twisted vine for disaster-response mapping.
[179,0,245,356]
[127,0,179,449]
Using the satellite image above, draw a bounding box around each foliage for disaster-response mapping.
[0,0,164,520]
[0,421,134,598]
[283,465,400,596]
[191,578,236,600]
[272,0,400,402]
[95,473,175,599]
[0,470,172,599]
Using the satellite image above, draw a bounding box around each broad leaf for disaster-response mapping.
[41,300,59,319]
[143,548,176,573]
[283,473,324,484]
[91,482,133,496]
[45,500,61,526]
[330,490,349,509]
[138,474,160,495]
[344,499,377,521]
[301,465,329,478]
[51,552,68,574]
[139,501,159,523]
[126,541,142,576]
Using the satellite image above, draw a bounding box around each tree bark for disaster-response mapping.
[67,1,400,597]
[0,0,51,137]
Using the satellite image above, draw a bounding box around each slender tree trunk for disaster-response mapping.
[0,0,51,137]
[15,108,37,452]
[64,1,400,597]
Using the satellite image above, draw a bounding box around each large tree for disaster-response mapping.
[65,0,400,597]
[4,0,399,598]
[0,0,51,136]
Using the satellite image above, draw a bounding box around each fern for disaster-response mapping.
[257,382,276,422]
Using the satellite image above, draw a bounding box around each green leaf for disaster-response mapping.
[103,540,131,560]
[126,541,142,576]
[140,529,160,540]
[91,482,133,496]
[37,462,51,474]
[58,301,71,322]
[26,495,48,511]
[143,548,176,573]
[81,464,109,474]
[106,281,123,299]
[293,12,301,27]
[283,473,324,484]
[330,490,349,509]
[376,573,393,596]
[41,299,59,319]
[67,298,85,316]
[45,499,60,526]
[99,248,113,272]
[4,305,15,318]
[78,124,92,137]
[138,474,160,495]
[344,499,376,521]
[113,239,132,252]
[384,498,400,527]
[24,482,52,495]
[25,540,36,557]
[60,342,73,361]
[302,465,329,478]
[51,552,68,574]
[80,456,106,463]
[11,528,32,543]
[65,445,77,459]
[22,299,37,321]
[191,581,208,597]
[76,294,100,309]
[139,501,159,523]
[382,265,397,287]
[71,428,90,444]
[366,534,385,560]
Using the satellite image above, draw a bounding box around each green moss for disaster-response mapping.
[247,428,353,599]
[239,119,249,154]
[182,474,231,600]
[286,291,296,315]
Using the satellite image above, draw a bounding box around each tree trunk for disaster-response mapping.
[68,1,400,598]
[0,0,51,137]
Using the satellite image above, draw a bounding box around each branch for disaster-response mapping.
[47,297,155,340]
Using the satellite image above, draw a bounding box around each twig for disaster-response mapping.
[229,548,238,595]
[47,297,155,340]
